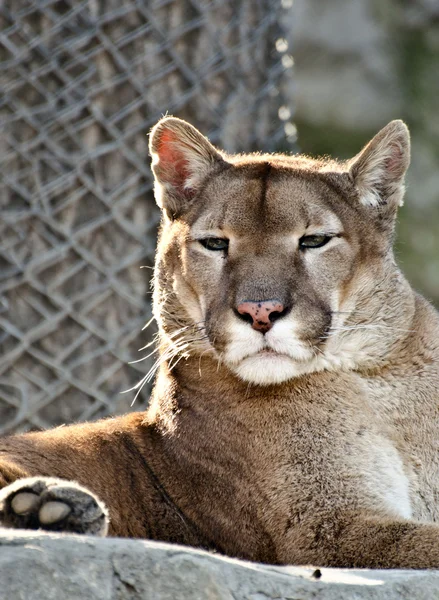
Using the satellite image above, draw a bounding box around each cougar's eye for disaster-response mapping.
[299,234,331,249]
[199,237,229,252]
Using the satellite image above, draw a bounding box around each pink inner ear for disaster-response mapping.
[385,141,404,177]
[157,129,190,194]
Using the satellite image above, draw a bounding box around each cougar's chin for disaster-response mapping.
[224,342,321,386]
[222,318,323,385]
[231,353,315,385]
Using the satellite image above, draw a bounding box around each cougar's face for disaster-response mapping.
[150,117,409,385]
[156,164,385,384]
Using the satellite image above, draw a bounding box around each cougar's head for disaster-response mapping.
[149,117,411,385]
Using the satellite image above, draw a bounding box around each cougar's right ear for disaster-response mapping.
[149,117,226,218]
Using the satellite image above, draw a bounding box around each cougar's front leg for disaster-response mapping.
[0,415,215,545]
[0,414,158,538]
[279,510,439,569]
[0,420,127,537]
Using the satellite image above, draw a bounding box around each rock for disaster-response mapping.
[1,530,439,599]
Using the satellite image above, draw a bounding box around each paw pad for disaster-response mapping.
[0,477,108,536]
[11,492,39,515]
[38,501,71,525]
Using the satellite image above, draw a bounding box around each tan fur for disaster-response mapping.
[1,118,439,568]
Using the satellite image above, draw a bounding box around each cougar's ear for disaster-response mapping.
[149,116,226,217]
[348,120,410,210]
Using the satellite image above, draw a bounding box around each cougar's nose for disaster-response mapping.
[236,300,287,334]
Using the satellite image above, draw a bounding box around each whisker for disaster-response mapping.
[312,345,325,356]
[245,382,252,400]
[329,324,415,334]
[129,345,161,364]
[168,353,186,372]
[137,337,159,352]
[141,316,155,331]
[127,317,211,405]
[128,346,178,404]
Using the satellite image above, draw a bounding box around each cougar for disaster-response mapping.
[1,116,439,569]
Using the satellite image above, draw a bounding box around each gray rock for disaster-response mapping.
[1,530,439,599]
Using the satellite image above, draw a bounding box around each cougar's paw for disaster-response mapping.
[0,477,109,536]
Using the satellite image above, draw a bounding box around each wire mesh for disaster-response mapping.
[0,0,296,433]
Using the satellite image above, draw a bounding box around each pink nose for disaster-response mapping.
[236,300,285,334]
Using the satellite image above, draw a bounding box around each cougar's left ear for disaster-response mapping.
[348,120,410,210]
[149,116,226,217]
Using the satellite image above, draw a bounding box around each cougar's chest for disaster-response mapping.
[362,373,439,522]
[245,380,413,528]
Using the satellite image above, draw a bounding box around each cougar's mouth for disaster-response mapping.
[254,347,298,360]
[257,347,280,355]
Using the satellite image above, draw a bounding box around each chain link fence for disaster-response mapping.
[0,0,296,434]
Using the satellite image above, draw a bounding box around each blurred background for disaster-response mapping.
[0,0,438,434]
[288,0,439,305]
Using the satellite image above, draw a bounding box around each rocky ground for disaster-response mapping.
[1,530,438,599]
